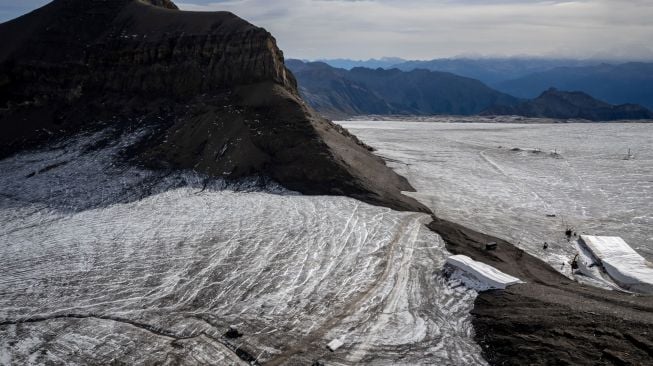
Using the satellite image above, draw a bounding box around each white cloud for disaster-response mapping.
[176,0,653,60]
[2,1,651,60]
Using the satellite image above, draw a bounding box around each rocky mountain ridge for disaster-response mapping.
[482,88,653,121]
[0,0,425,212]
[496,62,653,109]
[286,59,519,119]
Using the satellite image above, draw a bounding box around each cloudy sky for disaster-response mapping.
[3,0,653,61]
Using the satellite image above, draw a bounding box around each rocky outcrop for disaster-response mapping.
[0,0,426,212]
[429,217,653,366]
[482,88,653,121]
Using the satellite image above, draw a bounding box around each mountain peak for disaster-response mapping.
[43,0,179,10]
[482,89,653,121]
[0,0,427,213]
[141,0,179,9]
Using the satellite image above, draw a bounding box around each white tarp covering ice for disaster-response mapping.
[579,235,653,294]
[445,255,522,291]
[573,241,619,291]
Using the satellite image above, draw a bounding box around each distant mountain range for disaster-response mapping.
[314,57,406,70]
[292,57,653,121]
[495,63,653,110]
[286,59,518,119]
[316,58,653,110]
[482,88,653,121]
[392,58,602,86]
[318,57,601,85]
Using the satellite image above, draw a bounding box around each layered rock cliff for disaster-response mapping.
[0,0,426,212]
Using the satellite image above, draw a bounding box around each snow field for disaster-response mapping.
[341,120,653,280]
[0,129,486,365]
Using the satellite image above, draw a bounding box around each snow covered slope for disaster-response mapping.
[0,129,487,365]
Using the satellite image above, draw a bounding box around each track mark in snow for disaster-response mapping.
[0,128,487,365]
[265,213,426,366]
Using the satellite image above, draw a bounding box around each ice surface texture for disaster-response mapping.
[0,130,486,365]
[341,120,653,276]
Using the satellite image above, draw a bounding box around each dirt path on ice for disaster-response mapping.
[266,213,427,366]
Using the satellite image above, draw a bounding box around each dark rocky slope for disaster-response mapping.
[430,218,653,365]
[287,59,519,119]
[0,0,426,212]
[482,88,653,121]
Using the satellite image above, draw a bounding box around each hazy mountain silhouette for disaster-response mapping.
[287,59,519,119]
[390,58,600,85]
[316,57,407,70]
[482,88,653,121]
[495,62,653,109]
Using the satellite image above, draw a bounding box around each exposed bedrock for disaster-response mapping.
[0,0,426,212]
[429,218,653,365]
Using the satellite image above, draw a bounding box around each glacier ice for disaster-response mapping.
[340,120,653,280]
[0,128,487,365]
